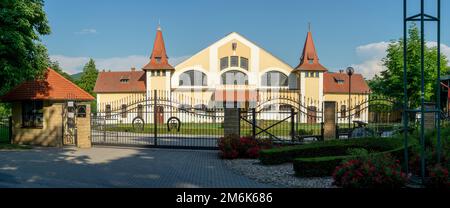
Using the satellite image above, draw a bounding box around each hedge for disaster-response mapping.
[259,137,404,165]
[293,146,410,177]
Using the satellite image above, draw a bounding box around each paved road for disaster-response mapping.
[0,147,275,188]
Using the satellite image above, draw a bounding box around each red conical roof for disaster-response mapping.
[142,26,175,71]
[294,31,327,72]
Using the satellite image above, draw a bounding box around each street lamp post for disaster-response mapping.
[346,67,355,132]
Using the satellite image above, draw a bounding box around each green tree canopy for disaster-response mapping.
[77,58,99,96]
[370,24,450,108]
[0,0,51,95]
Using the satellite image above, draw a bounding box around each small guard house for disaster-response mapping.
[0,68,95,147]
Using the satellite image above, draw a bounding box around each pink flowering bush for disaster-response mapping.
[332,154,408,188]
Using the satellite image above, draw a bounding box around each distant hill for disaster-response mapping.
[71,72,83,81]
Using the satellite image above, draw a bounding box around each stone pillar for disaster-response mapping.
[76,102,92,148]
[323,101,337,140]
[424,102,436,131]
[224,108,240,137]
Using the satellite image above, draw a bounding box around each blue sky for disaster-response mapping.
[42,0,450,78]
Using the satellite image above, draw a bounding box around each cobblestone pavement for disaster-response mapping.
[0,147,275,188]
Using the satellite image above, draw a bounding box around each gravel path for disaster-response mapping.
[224,159,336,188]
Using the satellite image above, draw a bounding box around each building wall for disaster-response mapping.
[11,101,63,147]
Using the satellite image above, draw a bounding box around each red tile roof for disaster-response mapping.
[1,68,95,101]
[323,72,371,94]
[142,26,175,71]
[214,90,259,102]
[294,31,327,72]
[94,71,146,93]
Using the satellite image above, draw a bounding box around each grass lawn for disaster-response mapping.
[0,127,9,143]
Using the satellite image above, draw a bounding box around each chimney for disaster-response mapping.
[131,67,136,71]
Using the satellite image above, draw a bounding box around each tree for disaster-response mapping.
[77,58,98,96]
[371,24,450,108]
[48,59,74,82]
[0,0,51,95]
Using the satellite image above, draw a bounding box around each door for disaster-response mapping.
[156,106,164,124]
[307,106,317,124]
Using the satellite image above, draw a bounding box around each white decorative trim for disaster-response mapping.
[319,72,324,110]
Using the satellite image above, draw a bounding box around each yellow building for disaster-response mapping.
[94,26,370,123]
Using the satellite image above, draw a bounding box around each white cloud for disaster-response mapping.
[352,42,389,79]
[75,29,98,35]
[50,55,191,75]
[352,41,450,80]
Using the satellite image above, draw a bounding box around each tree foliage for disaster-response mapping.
[370,25,450,108]
[77,58,98,96]
[0,0,51,95]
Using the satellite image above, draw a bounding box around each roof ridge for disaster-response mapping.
[47,68,95,100]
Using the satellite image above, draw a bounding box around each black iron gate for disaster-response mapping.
[91,91,223,150]
[240,93,324,144]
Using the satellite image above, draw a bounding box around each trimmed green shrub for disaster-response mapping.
[293,146,408,177]
[260,137,404,165]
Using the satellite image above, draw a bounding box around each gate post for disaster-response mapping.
[76,102,92,148]
[8,116,12,144]
[154,90,158,146]
[324,101,337,140]
[290,107,295,141]
[224,108,240,137]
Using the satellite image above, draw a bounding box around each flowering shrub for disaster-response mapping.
[427,164,449,188]
[218,134,274,159]
[332,154,408,188]
[409,151,449,188]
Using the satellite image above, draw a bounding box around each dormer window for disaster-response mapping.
[308,59,313,64]
[334,77,344,84]
[155,57,162,64]
[120,76,130,83]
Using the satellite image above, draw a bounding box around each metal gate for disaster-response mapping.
[91,91,223,150]
[0,116,11,143]
[240,92,324,144]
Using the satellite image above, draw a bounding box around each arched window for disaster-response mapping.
[221,70,248,85]
[179,70,207,86]
[261,71,288,86]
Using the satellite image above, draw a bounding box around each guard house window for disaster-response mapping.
[315,72,319,77]
[310,72,315,77]
[305,72,309,77]
[77,105,87,118]
[121,104,127,118]
[355,105,361,118]
[137,104,143,118]
[105,105,111,119]
[22,101,43,128]
[230,56,239,67]
[340,105,347,118]
[240,57,249,70]
[220,57,229,70]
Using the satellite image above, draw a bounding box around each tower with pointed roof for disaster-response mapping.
[294,29,327,108]
[143,25,174,95]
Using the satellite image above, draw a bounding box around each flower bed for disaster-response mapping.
[219,134,274,159]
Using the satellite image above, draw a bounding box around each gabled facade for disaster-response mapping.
[94,25,371,122]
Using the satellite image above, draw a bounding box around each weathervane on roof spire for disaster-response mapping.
[157,19,161,31]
